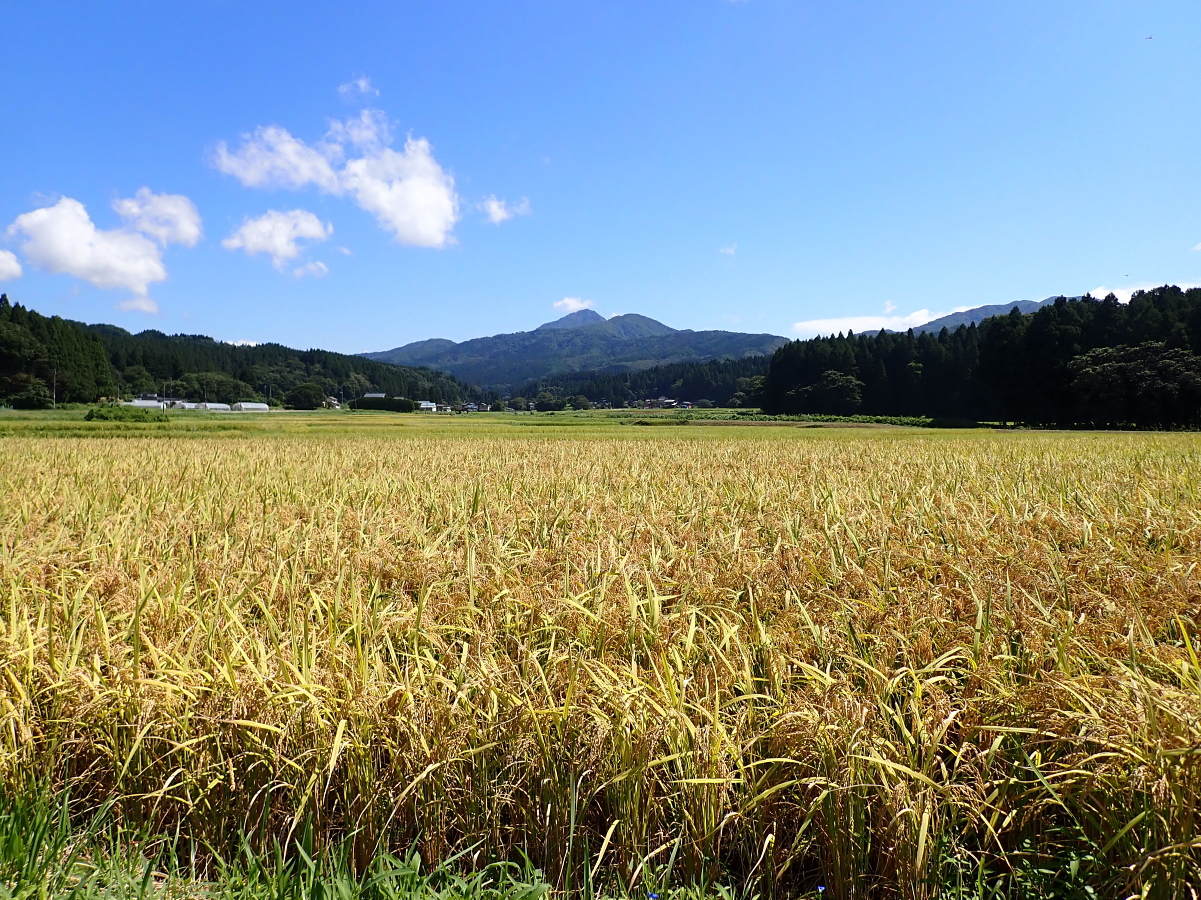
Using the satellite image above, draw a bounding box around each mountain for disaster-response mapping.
[0,293,473,407]
[364,313,788,391]
[534,309,607,330]
[911,297,1060,334]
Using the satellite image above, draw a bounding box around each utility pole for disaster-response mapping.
[52,366,57,409]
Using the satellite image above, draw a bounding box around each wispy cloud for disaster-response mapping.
[554,297,594,313]
[116,296,159,314]
[718,243,737,255]
[338,76,379,100]
[292,261,329,278]
[792,307,944,338]
[1090,281,1201,304]
[479,195,530,224]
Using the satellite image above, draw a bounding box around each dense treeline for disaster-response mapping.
[89,324,473,404]
[8,289,1201,426]
[0,296,115,406]
[0,295,473,407]
[517,355,771,407]
[763,286,1201,428]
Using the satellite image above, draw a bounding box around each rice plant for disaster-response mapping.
[0,427,1198,897]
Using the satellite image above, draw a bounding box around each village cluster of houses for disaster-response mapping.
[361,393,447,411]
[639,396,693,409]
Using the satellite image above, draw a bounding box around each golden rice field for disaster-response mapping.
[1,414,1200,897]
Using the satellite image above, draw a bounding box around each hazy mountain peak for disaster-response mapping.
[535,309,607,330]
[601,314,678,338]
[911,297,1056,334]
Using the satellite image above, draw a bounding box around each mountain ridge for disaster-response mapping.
[363,313,788,391]
[534,309,607,331]
[911,297,1061,334]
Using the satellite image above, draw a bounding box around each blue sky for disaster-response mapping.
[2,1,1200,352]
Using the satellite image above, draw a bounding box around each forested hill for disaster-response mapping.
[0,295,472,407]
[0,296,114,405]
[517,355,771,407]
[762,286,1201,428]
[364,312,787,391]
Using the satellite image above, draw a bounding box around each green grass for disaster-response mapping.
[0,788,558,900]
[0,787,771,900]
[0,407,961,440]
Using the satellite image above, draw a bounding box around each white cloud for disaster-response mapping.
[0,250,21,281]
[718,243,737,255]
[1090,281,1201,304]
[113,188,202,247]
[791,308,941,338]
[883,300,897,314]
[293,260,329,278]
[554,297,594,313]
[340,137,459,246]
[480,195,530,224]
[117,296,159,314]
[213,125,341,192]
[214,110,460,248]
[227,339,259,347]
[338,76,379,100]
[222,209,332,269]
[326,108,391,151]
[335,246,352,255]
[8,197,169,302]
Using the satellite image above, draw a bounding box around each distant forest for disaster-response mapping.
[0,295,473,407]
[762,286,1201,428]
[6,289,1201,428]
[517,355,771,407]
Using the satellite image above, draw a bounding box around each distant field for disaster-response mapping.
[1,414,1199,897]
[0,406,946,438]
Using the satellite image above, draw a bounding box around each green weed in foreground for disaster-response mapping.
[0,789,557,900]
[0,789,758,900]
